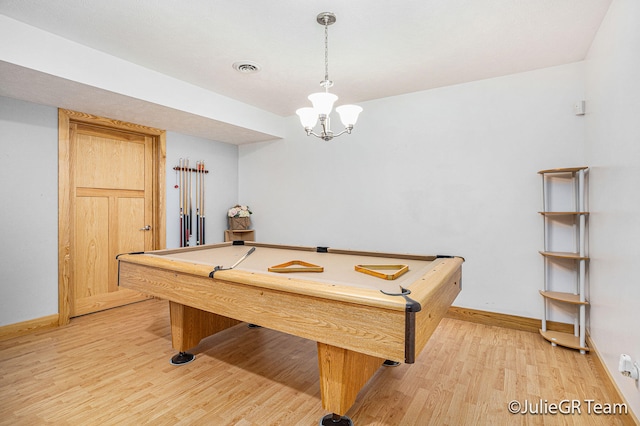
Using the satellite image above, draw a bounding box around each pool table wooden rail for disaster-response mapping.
[117,242,462,363]
[118,252,408,311]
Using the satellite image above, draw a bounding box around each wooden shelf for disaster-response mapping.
[539,166,589,354]
[538,166,588,174]
[539,251,589,261]
[539,330,589,352]
[224,229,255,242]
[539,290,588,305]
[539,211,589,216]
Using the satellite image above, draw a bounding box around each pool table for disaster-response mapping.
[117,241,463,425]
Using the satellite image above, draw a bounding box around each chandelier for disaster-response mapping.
[296,12,362,141]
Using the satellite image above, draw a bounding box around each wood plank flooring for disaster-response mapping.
[0,299,633,425]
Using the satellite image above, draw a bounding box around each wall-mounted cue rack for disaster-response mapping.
[174,159,209,247]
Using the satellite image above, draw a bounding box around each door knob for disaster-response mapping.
[140,225,151,231]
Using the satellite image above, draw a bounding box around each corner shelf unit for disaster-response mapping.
[538,167,589,354]
[224,229,255,242]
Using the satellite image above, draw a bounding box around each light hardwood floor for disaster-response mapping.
[0,299,634,425]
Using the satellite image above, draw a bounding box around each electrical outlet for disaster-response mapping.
[619,354,639,380]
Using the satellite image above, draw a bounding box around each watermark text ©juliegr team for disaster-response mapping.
[508,399,628,415]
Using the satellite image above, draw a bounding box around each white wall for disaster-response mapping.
[0,97,240,326]
[239,62,586,319]
[585,0,640,414]
[0,97,59,325]
[165,132,239,248]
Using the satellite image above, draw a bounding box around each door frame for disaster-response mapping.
[58,109,166,325]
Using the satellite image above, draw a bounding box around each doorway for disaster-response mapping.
[58,109,166,323]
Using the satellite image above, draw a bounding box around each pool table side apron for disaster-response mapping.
[117,259,408,361]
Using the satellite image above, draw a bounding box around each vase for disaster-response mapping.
[228,217,251,230]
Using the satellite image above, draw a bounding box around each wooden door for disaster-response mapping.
[59,110,166,321]
[70,123,153,317]
[71,124,153,316]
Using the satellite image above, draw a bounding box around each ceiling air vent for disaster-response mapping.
[232,61,261,74]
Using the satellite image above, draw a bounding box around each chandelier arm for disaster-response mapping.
[331,127,353,138]
[305,131,333,141]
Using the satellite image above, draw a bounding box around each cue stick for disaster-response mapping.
[197,160,201,245]
[179,158,184,247]
[184,158,188,246]
[200,160,205,244]
[182,157,185,247]
[183,158,188,247]
[195,161,201,245]
[198,161,204,245]
[185,158,191,246]
[188,158,193,244]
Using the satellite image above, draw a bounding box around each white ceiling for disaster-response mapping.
[0,0,612,144]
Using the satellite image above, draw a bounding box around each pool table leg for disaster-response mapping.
[168,301,241,364]
[317,342,385,421]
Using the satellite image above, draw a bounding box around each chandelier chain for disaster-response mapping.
[324,19,330,87]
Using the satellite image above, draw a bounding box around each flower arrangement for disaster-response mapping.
[227,205,252,218]
[227,205,252,230]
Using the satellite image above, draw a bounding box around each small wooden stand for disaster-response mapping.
[224,229,255,242]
